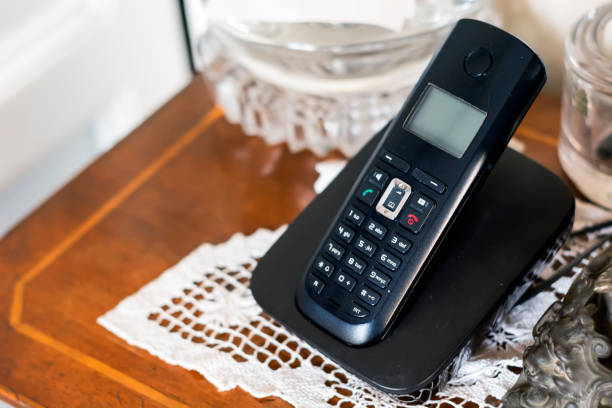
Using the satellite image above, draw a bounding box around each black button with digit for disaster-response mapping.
[388,233,411,254]
[355,235,377,257]
[335,223,355,243]
[343,253,367,275]
[377,250,401,271]
[367,268,391,289]
[365,219,387,240]
[333,271,356,292]
[325,240,345,260]
[345,206,365,226]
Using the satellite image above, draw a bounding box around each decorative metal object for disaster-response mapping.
[504,242,612,408]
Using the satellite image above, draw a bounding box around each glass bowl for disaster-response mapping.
[198,0,497,156]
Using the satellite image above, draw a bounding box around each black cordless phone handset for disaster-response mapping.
[296,19,546,346]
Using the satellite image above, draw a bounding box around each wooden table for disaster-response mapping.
[0,77,569,407]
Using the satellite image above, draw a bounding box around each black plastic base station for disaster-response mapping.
[251,128,574,395]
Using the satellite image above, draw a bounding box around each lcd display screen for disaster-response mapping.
[403,84,486,158]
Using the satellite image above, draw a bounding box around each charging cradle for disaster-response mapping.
[251,127,574,394]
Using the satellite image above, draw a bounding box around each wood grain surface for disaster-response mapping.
[0,76,571,407]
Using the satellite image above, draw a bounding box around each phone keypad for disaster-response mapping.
[388,233,412,254]
[334,271,357,292]
[345,206,365,226]
[367,269,391,289]
[314,256,335,277]
[307,274,326,294]
[305,151,440,321]
[365,219,387,240]
[336,224,355,243]
[355,236,377,257]
[377,250,401,271]
[358,286,381,306]
[325,240,345,260]
[344,253,367,275]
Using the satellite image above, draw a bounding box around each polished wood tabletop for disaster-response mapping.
[0,77,570,407]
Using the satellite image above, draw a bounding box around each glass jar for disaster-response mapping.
[197,0,497,157]
[559,3,612,209]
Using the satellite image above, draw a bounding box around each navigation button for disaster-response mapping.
[376,178,412,221]
[383,184,406,212]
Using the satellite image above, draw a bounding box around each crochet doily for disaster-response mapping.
[98,161,612,408]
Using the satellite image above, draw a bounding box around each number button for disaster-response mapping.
[367,269,391,289]
[307,274,325,294]
[345,206,365,226]
[325,240,345,260]
[335,223,355,243]
[314,256,335,277]
[377,250,401,271]
[358,286,381,306]
[356,183,380,206]
[388,233,412,254]
[355,235,377,258]
[333,271,356,292]
[365,219,387,240]
[343,253,367,275]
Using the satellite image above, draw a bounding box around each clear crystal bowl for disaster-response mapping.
[559,3,612,208]
[197,0,497,156]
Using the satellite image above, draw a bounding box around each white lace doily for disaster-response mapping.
[98,162,612,408]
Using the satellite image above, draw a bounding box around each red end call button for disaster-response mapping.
[400,212,424,234]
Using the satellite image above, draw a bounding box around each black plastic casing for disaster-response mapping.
[296,19,547,345]
[251,131,573,394]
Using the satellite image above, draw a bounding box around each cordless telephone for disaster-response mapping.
[296,19,546,345]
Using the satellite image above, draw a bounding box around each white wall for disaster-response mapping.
[0,0,192,237]
[493,0,610,94]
